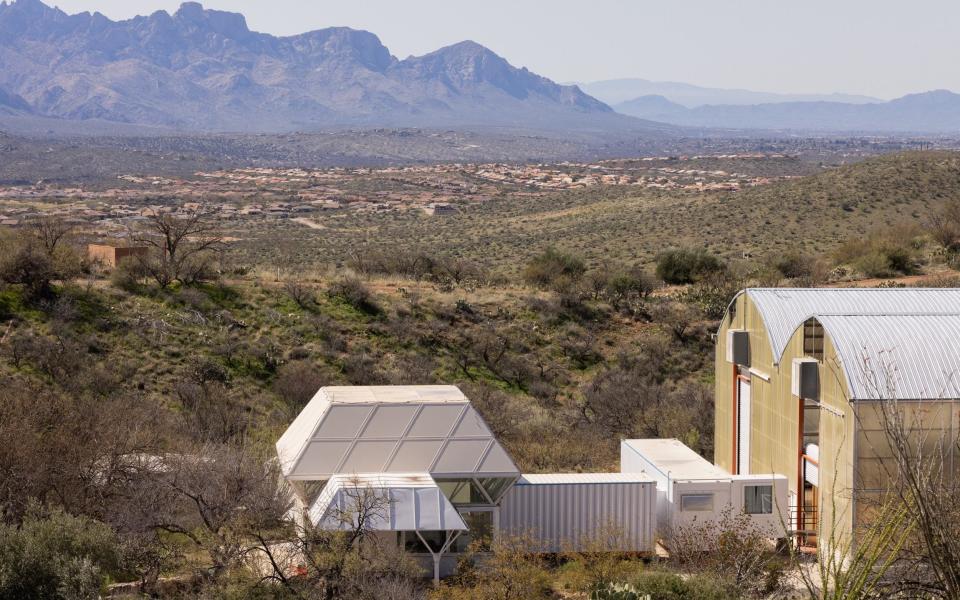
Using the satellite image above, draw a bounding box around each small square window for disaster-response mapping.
[680,493,714,512]
[744,485,773,514]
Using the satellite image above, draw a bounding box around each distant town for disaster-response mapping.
[0,154,796,236]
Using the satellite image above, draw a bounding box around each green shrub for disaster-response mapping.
[628,571,736,600]
[0,505,120,600]
[523,247,586,289]
[327,276,381,315]
[772,251,814,279]
[655,248,726,285]
[833,226,922,278]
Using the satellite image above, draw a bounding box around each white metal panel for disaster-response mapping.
[298,441,352,476]
[498,476,656,553]
[520,473,652,484]
[408,405,464,437]
[340,440,397,473]
[738,380,751,475]
[433,440,490,473]
[452,406,493,437]
[360,405,419,438]
[621,438,729,483]
[388,440,444,471]
[478,443,518,474]
[727,288,960,365]
[311,473,467,532]
[817,314,960,400]
[315,405,371,439]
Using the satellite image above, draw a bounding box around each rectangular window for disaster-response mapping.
[680,493,714,512]
[803,318,824,360]
[452,511,494,552]
[744,485,773,514]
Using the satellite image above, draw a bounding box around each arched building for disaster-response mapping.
[716,288,960,548]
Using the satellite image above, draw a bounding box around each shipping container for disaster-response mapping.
[498,473,657,553]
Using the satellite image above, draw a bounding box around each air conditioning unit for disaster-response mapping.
[792,358,819,399]
[726,330,750,366]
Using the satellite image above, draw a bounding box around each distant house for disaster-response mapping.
[88,243,149,268]
[424,202,457,216]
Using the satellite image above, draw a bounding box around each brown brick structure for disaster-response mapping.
[88,244,149,268]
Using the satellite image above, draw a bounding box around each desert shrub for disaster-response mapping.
[655,248,726,285]
[650,300,700,343]
[947,251,960,271]
[596,266,658,312]
[0,237,59,301]
[929,199,960,251]
[283,279,316,309]
[919,274,960,287]
[627,571,736,600]
[328,276,381,314]
[833,226,923,278]
[273,361,327,409]
[0,504,121,600]
[677,275,741,321]
[432,536,552,600]
[562,527,641,594]
[110,258,149,293]
[772,251,815,279]
[523,247,586,290]
[668,508,786,597]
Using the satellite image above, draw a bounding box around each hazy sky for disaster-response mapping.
[47,0,959,99]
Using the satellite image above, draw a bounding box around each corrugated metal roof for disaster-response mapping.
[622,438,729,480]
[737,288,960,363]
[516,473,653,485]
[817,314,960,400]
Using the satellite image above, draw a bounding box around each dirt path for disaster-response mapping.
[838,270,956,288]
[292,217,326,230]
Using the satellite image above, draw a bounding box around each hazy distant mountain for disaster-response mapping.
[581,78,881,108]
[0,0,661,133]
[614,90,960,133]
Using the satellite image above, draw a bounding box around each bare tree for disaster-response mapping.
[131,208,223,288]
[929,199,960,251]
[27,216,74,256]
[155,441,290,583]
[797,494,914,600]
[253,480,423,600]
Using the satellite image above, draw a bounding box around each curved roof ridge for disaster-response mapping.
[813,313,960,401]
[735,288,960,364]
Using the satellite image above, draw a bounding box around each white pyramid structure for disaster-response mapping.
[276,385,520,481]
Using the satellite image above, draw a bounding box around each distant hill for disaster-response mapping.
[614,90,960,133]
[0,0,666,134]
[580,78,881,107]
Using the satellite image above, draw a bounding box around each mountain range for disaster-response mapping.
[579,78,882,108]
[613,90,960,133]
[1,0,957,136]
[0,0,662,133]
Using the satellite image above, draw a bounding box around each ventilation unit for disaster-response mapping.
[726,330,750,366]
[792,358,819,399]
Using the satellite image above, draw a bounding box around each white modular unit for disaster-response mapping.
[498,473,656,553]
[621,439,788,544]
